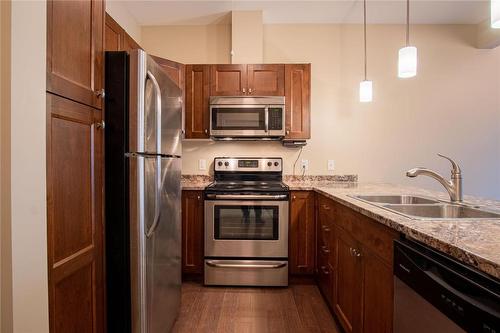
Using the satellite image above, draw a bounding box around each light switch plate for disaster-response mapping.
[198,159,207,171]
[301,159,309,170]
[328,160,335,171]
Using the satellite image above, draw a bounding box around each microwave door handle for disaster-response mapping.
[264,107,269,133]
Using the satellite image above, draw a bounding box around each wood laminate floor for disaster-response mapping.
[171,282,340,333]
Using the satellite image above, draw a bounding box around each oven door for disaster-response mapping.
[205,199,288,258]
[210,105,267,137]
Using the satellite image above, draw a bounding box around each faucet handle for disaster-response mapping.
[437,153,461,175]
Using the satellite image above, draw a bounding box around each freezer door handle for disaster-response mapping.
[146,70,162,153]
[146,156,162,238]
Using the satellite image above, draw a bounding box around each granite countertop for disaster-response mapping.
[302,182,500,279]
[182,175,500,279]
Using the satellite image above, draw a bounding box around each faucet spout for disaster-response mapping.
[405,155,463,202]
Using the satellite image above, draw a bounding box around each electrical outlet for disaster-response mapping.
[301,159,309,170]
[198,159,207,171]
[328,160,335,171]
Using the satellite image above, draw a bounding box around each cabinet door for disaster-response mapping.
[151,55,185,89]
[122,33,141,52]
[361,252,393,333]
[47,93,104,333]
[185,65,210,138]
[284,64,311,139]
[289,191,316,275]
[333,227,362,333]
[181,191,204,274]
[47,0,104,109]
[210,64,247,96]
[247,64,285,96]
[105,13,121,52]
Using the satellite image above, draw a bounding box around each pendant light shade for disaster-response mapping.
[398,0,417,78]
[492,0,500,28]
[359,0,373,103]
[359,80,373,103]
[398,46,417,78]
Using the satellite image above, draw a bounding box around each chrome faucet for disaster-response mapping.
[406,154,463,202]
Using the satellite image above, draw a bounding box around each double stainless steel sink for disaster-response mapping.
[352,195,500,220]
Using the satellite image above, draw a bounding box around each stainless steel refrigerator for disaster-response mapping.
[105,49,182,333]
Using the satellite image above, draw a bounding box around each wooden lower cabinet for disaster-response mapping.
[315,193,397,333]
[333,227,363,333]
[181,190,204,275]
[289,191,316,275]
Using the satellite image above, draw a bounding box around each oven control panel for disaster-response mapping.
[214,158,282,172]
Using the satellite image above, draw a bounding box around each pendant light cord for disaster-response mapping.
[406,0,410,46]
[363,0,367,81]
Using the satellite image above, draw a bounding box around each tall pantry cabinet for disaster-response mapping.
[46,1,105,332]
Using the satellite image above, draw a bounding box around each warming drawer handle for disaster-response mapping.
[206,261,287,269]
[207,194,288,200]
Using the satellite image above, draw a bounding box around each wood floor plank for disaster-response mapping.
[171,283,340,333]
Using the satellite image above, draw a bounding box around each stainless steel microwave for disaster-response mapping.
[209,96,285,138]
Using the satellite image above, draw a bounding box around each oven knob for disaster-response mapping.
[267,162,272,167]
[224,161,229,167]
[274,162,279,167]
[217,161,223,167]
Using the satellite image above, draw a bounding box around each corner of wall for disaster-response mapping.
[0,0,13,331]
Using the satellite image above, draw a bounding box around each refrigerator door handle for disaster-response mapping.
[146,70,162,153]
[146,156,162,238]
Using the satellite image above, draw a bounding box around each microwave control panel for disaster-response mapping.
[268,108,284,130]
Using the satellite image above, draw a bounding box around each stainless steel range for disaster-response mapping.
[204,157,289,286]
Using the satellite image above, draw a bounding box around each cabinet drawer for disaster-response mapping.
[317,256,334,308]
[318,195,336,220]
[351,214,397,265]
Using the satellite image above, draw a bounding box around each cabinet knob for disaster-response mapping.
[242,88,246,94]
[293,195,296,200]
[204,129,208,134]
[321,245,330,254]
[95,89,105,98]
[197,195,201,200]
[321,266,329,275]
[321,224,330,232]
[95,120,105,130]
[248,88,253,94]
[286,130,290,135]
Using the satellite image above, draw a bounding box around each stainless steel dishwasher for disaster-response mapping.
[393,238,499,333]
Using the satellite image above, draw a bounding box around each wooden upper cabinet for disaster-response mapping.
[47,0,104,109]
[185,65,210,138]
[284,64,311,140]
[289,191,316,275]
[105,13,122,52]
[105,13,142,52]
[210,64,248,96]
[182,191,204,275]
[247,64,285,96]
[151,55,185,89]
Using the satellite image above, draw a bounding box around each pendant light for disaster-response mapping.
[492,0,500,28]
[398,0,417,78]
[359,0,373,103]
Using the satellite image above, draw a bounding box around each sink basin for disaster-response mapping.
[383,204,500,219]
[354,195,440,205]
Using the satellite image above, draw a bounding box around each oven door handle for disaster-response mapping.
[206,261,287,269]
[206,194,288,200]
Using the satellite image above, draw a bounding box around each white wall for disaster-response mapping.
[106,0,142,43]
[143,23,500,199]
[1,1,49,332]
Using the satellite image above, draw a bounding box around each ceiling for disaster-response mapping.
[119,0,490,26]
